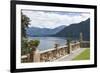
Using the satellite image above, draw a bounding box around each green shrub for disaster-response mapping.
[21,39,40,55]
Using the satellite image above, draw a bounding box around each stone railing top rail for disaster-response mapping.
[82,41,90,43]
[40,42,80,54]
[71,42,80,45]
[39,45,67,54]
[21,55,27,59]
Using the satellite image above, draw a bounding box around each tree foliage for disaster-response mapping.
[21,12,30,38]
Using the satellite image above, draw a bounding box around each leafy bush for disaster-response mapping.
[28,40,40,48]
[21,39,40,55]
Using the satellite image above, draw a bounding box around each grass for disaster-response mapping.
[73,48,90,60]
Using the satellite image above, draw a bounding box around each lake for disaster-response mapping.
[28,37,67,51]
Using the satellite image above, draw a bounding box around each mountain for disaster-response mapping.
[52,19,90,41]
[26,25,66,37]
[26,19,90,41]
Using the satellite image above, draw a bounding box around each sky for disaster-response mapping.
[22,10,90,29]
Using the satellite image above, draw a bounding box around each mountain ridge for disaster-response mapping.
[52,18,90,41]
[26,25,66,36]
[26,18,90,41]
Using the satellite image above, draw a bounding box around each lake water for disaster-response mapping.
[28,37,67,51]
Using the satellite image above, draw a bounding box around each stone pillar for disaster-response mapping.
[54,44,59,58]
[30,51,34,62]
[80,32,83,42]
[79,32,83,47]
[67,39,71,54]
[65,45,68,54]
[27,53,30,62]
[33,50,40,62]
[30,46,40,62]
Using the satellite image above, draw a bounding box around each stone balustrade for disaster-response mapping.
[40,46,68,62]
[21,41,89,62]
[38,42,80,62]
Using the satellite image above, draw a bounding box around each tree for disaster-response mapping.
[21,12,31,38]
[21,12,40,57]
[21,12,31,55]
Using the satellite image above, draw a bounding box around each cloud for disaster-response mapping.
[22,10,90,29]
